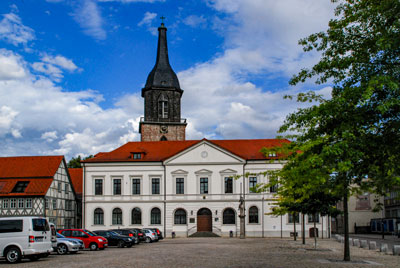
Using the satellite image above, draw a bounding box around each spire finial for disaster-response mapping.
[160,15,166,26]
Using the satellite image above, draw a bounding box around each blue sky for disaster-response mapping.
[0,0,335,160]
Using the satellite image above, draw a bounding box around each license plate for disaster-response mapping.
[35,237,43,242]
[104,244,108,246]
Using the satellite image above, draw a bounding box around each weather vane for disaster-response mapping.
[160,16,166,26]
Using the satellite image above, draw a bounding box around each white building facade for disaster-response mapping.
[82,139,330,238]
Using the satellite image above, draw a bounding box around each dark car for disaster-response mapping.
[145,228,163,240]
[93,230,134,248]
[111,229,140,244]
[132,228,146,242]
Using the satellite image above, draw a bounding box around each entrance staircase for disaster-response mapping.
[189,231,220,237]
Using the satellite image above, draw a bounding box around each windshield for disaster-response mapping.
[32,218,50,232]
[110,231,120,236]
[57,233,65,238]
[84,230,97,236]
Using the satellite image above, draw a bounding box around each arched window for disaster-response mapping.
[223,208,235,224]
[94,208,103,225]
[112,208,122,225]
[158,95,168,119]
[151,207,161,224]
[174,209,186,225]
[249,206,259,223]
[131,207,141,225]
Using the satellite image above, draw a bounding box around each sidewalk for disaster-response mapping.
[349,233,400,251]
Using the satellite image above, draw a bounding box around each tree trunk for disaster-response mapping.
[314,214,317,249]
[293,213,297,241]
[302,213,305,245]
[343,189,350,261]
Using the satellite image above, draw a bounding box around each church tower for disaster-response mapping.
[139,22,187,141]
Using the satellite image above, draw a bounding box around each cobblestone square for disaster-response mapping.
[1,238,399,268]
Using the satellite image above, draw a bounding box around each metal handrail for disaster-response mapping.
[140,117,187,124]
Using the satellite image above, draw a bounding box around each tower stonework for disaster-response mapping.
[139,23,187,141]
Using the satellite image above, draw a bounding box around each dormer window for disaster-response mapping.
[268,152,277,157]
[158,95,168,119]
[130,152,143,160]
[12,181,29,193]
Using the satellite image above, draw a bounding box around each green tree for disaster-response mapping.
[67,155,94,168]
[278,0,400,261]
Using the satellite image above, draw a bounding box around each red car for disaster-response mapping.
[58,229,108,250]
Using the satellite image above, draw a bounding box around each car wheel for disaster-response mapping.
[28,255,41,261]
[118,241,124,248]
[89,243,98,251]
[145,237,151,243]
[5,247,21,264]
[57,244,68,255]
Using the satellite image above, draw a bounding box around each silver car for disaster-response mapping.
[143,229,158,243]
[55,233,82,255]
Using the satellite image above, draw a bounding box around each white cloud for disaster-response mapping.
[183,15,207,28]
[98,0,164,3]
[72,0,106,40]
[138,11,158,36]
[41,131,58,142]
[0,106,19,137]
[0,49,27,80]
[0,11,35,46]
[42,55,79,72]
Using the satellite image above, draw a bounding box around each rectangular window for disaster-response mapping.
[133,153,141,159]
[249,177,257,193]
[52,199,57,209]
[65,184,69,194]
[0,220,23,233]
[95,179,103,195]
[200,177,208,194]
[10,198,16,209]
[3,199,9,209]
[270,184,278,193]
[225,177,233,194]
[26,198,32,209]
[45,198,49,209]
[65,200,73,211]
[18,199,24,208]
[288,213,300,223]
[58,182,61,193]
[308,214,320,223]
[132,178,140,195]
[152,178,160,195]
[176,178,184,194]
[113,178,121,195]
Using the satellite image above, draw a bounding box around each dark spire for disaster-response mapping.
[143,23,181,93]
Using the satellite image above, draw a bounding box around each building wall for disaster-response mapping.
[140,123,186,141]
[0,197,44,217]
[45,160,77,229]
[83,142,330,238]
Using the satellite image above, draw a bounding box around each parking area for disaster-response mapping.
[1,238,399,268]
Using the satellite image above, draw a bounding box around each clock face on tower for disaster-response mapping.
[160,125,168,134]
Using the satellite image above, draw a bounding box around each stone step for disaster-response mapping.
[189,231,220,238]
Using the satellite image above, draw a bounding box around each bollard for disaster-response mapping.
[369,241,377,250]
[229,230,233,238]
[380,243,389,254]
[353,239,360,247]
[393,245,400,256]
[172,232,176,238]
[360,240,368,248]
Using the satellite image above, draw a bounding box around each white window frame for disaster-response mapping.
[195,169,212,195]
[149,175,162,195]
[130,176,142,195]
[93,177,104,196]
[18,199,24,208]
[112,177,123,196]
[26,198,32,209]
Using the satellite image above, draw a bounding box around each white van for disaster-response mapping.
[0,217,53,263]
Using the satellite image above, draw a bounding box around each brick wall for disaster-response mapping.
[141,124,186,141]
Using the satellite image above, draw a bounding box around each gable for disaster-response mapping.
[165,141,245,165]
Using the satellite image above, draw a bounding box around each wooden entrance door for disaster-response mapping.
[197,208,212,232]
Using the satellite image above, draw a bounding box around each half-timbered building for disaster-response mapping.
[0,156,77,229]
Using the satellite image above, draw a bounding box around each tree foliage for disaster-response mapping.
[267,0,400,261]
[67,155,93,168]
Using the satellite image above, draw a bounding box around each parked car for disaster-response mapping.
[93,230,134,248]
[147,228,163,240]
[111,229,140,244]
[58,229,108,251]
[132,228,146,242]
[54,233,81,255]
[142,229,158,243]
[0,217,53,263]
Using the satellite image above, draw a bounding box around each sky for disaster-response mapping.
[0,0,336,160]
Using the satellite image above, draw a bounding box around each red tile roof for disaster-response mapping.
[83,139,290,163]
[0,155,64,197]
[0,156,63,178]
[68,168,83,196]
[0,178,53,196]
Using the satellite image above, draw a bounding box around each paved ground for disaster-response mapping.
[1,238,399,268]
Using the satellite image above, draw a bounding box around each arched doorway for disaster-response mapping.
[197,208,212,232]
